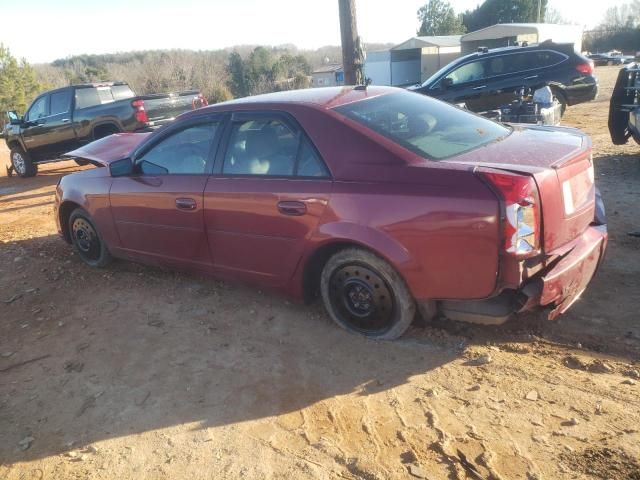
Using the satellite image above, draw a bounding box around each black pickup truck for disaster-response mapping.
[3,82,207,177]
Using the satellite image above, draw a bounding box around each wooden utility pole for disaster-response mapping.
[338,0,363,85]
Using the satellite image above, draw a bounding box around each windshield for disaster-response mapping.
[334,91,510,160]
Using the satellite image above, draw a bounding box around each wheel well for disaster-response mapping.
[302,241,370,303]
[7,140,21,151]
[92,123,120,140]
[59,201,82,243]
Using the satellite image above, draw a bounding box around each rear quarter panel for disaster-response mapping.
[312,168,500,301]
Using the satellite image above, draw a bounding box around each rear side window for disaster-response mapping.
[50,90,72,115]
[223,117,329,177]
[111,85,135,101]
[335,91,510,160]
[75,88,101,109]
[75,85,132,109]
[534,51,566,68]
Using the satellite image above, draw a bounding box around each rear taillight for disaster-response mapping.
[479,170,541,258]
[132,99,148,123]
[193,94,208,109]
[576,62,594,75]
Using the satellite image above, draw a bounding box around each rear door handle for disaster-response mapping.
[175,197,197,210]
[524,75,538,80]
[277,200,306,216]
[61,118,70,123]
[472,85,487,90]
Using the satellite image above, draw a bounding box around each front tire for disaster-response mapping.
[320,248,416,340]
[10,147,37,178]
[69,208,112,267]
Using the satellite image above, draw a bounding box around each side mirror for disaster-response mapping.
[7,111,22,125]
[441,78,454,89]
[109,157,133,177]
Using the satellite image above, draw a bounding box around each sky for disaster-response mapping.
[0,0,609,63]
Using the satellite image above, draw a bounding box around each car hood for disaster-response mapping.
[63,132,151,167]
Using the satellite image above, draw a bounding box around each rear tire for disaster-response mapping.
[10,147,37,178]
[69,208,112,268]
[320,248,416,340]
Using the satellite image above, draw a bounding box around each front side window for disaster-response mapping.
[137,123,217,175]
[26,96,48,121]
[223,117,328,177]
[335,91,510,160]
[50,91,72,116]
[445,60,487,86]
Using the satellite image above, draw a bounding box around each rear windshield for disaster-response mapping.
[334,91,510,160]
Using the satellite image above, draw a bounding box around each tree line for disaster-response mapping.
[417,0,549,36]
[5,0,639,116]
[417,0,640,54]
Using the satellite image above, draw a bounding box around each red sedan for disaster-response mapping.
[55,86,607,340]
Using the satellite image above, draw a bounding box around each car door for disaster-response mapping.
[203,112,332,287]
[432,59,490,111]
[20,94,50,160]
[42,89,78,156]
[480,52,535,109]
[109,117,222,269]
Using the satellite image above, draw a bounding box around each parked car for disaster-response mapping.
[609,63,639,145]
[410,41,598,115]
[4,82,207,177]
[588,53,624,67]
[607,50,635,64]
[55,86,607,340]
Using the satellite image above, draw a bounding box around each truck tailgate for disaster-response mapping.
[142,91,201,126]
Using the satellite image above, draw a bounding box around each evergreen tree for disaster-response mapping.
[0,44,42,114]
[417,0,466,36]
[463,0,548,33]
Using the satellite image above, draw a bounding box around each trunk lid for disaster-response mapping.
[446,125,596,252]
[63,132,151,167]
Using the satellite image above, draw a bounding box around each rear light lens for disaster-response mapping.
[478,170,541,258]
[193,94,208,109]
[132,99,148,123]
[576,62,594,75]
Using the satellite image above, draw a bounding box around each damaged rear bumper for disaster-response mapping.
[435,224,608,325]
[531,224,607,319]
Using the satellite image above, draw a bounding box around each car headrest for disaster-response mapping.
[245,127,279,158]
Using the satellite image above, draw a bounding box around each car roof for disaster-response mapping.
[204,86,398,111]
[462,42,574,60]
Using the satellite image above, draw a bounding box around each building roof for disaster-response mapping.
[392,35,462,51]
[312,64,343,74]
[461,23,583,42]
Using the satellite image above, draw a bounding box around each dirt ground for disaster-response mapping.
[1,66,639,480]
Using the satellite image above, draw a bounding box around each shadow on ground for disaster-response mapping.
[1,228,638,465]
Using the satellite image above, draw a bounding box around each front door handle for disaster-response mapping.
[277,200,306,216]
[472,85,487,90]
[524,75,538,80]
[175,197,197,210]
